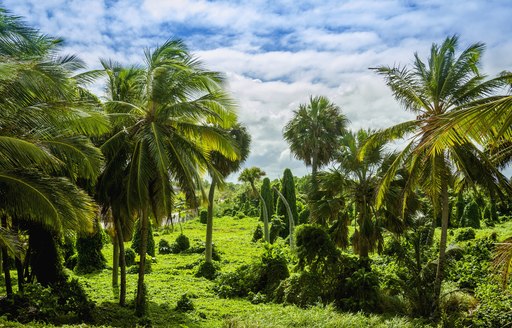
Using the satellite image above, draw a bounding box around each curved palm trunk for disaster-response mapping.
[205,180,216,263]
[251,181,269,243]
[135,208,148,316]
[273,187,295,249]
[433,165,450,318]
[114,215,127,306]
[1,215,12,297]
[112,235,119,287]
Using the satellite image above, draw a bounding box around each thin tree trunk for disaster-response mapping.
[135,208,148,316]
[205,180,216,263]
[251,182,269,242]
[112,234,119,288]
[1,215,12,297]
[273,187,295,249]
[114,215,127,306]
[433,170,449,318]
[13,221,24,292]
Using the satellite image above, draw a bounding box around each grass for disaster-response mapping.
[1,215,433,327]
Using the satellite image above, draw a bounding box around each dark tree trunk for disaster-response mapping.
[135,208,148,316]
[205,180,216,263]
[28,223,66,286]
[1,215,12,297]
[114,215,127,306]
[112,234,119,288]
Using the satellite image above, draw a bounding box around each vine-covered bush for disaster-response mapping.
[252,224,263,242]
[195,260,219,280]
[158,239,172,254]
[455,228,476,242]
[75,220,107,274]
[131,219,155,257]
[171,234,190,253]
[460,201,481,228]
[124,247,136,266]
[200,210,208,224]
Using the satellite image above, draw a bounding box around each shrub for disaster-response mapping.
[298,208,310,224]
[200,210,208,224]
[295,224,339,273]
[455,228,476,242]
[131,219,155,257]
[128,257,152,274]
[252,225,263,242]
[175,293,194,312]
[171,234,190,253]
[469,283,512,327]
[269,216,285,243]
[334,265,380,312]
[158,239,172,254]
[195,261,219,280]
[460,200,481,228]
[274,271,325,307]
[185,243,221,261]
[75,220,107,274]
[124,248,136,267]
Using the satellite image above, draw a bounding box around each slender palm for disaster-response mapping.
[283,96,348,221]
[205,124,251,263]
[366,35,510,315]
[239,167,269,242]
[100,40,237,315]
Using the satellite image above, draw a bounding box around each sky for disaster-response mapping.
[4,0,512,181]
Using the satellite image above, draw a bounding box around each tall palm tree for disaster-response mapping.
[100,40,237,315]
[239,167,269,242]
[205,124,251,263]
[366,35,510,316]
[0,8,105,293]
[283,96,348,221]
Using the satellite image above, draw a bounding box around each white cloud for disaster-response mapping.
[4,0,512,180]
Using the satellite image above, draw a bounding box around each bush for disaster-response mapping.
[124,248,136,267]
[334,265,380,312]
[200,210,208,224]
[171,234,190,253]
[128,257,152,274]
[131,219,155,257]
[469,283,512,327]
[252,225,263,242]
[158,239,172,254]
[295,224,339,273]
[455,228,476,242]
[274,271,325,308]
[175,293,194,312]
[269,216,285,243]
[460,200,481,228]
[75,221,107,274]
[185,243,221,261]
[195,261,219,280]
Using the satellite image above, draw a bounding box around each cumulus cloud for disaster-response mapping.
[4,0,512,180]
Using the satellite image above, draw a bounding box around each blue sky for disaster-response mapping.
[4,0,512,180]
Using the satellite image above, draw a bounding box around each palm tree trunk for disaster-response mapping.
[433,170,450,318]
[135,208,148,316]
[114,215,126,306]
[205,180,216,263]
[112,234,119,288]
[273,187,295,249]
[251,182,269,242]
[1,215,12,297]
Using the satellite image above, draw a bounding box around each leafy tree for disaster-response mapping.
[283,96,348,220]
[100,40,237,315]
[75,218,107,274]
[239,167,269,242]
[460,200,481,228]
[205,124,250,263]
[132,219,155,257]
[367,35,510,315]
[276,169,298,237]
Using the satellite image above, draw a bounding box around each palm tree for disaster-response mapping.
[205,124,251,263]
[366,35,510,316]
[100,40,237,315]
[239,167,269,242]
[0,8,105,293]
[316,129,392,258]
[283,96,348,221]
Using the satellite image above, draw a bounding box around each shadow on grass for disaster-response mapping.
[93,301,204,328]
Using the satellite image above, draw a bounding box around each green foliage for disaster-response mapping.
[175,293,195,312]
[460,200,481,228]
[276,168,299,236]
[158,238,171,254]
[195,260,219,280]
[269,216,286,243]
[75,220,107,274]
[455,228,476,242]
[298,207,310,224]
[215,244,289,298]
[0,279,94,324]
[200,210,208,224]
[274,271,325,308]
[172,234,190,253]
[124,247,136,266]
[334,264,380,312]
[295,224,339,273]
[252,224,263,242]
[470,283,512,327]
[260,178,274,222]
[131,219,155,257]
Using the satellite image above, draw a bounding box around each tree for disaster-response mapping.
[0,8,105,293]
[283,96,348,221]
[100,40,237,316]
[276,168,298,236]
[239,167,269,242]
[260,178,274,223]
[205,124,251,263]
[366,35,510,316]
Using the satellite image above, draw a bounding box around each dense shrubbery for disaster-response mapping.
[195,260,219,280]
[455,228,476,242]
[124,248,136,266]
[75,221,107,274]
[131,220,155,257]
[200,210,208,224]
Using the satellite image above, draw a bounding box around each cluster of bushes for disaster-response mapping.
[158,234,190,254]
